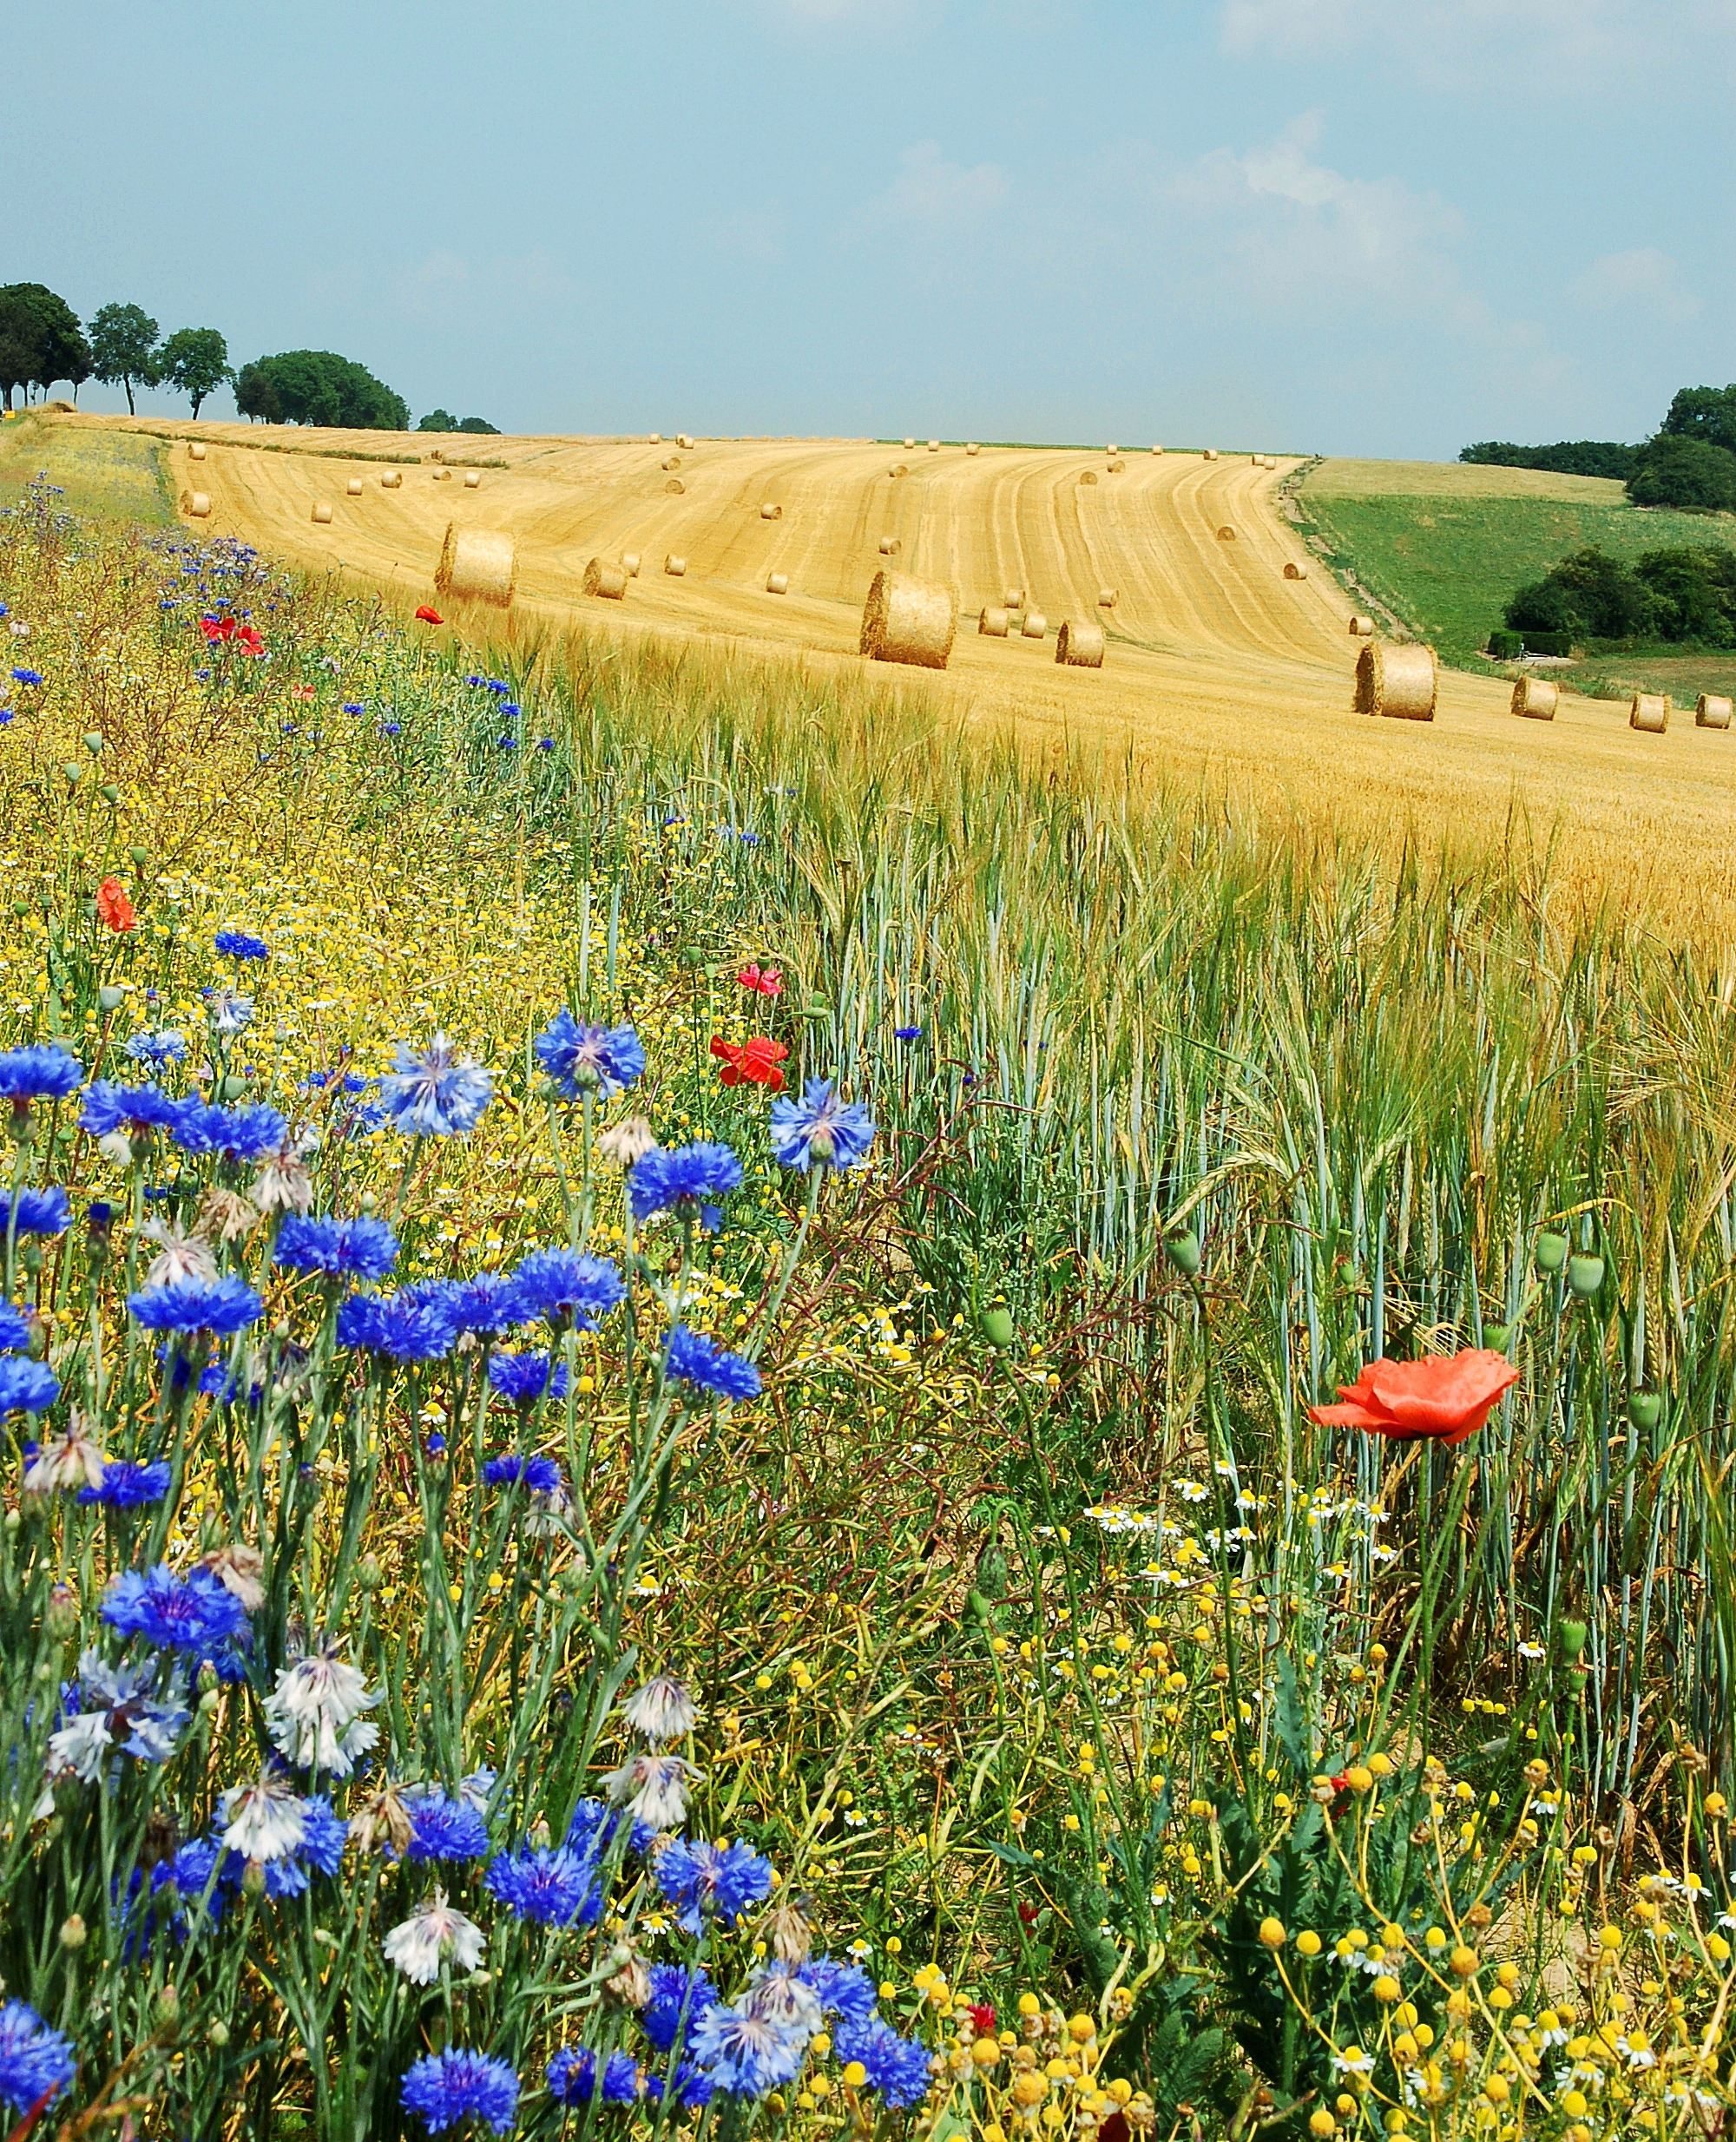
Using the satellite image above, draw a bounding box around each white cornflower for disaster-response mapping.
[220,1773,307,1862]
[603,1751,700,1830]
[264,1643,382,1777]
[140,1218,219,1288]
[201,1542,266,1613]
[598,1117,658,1168]
[383,1890,486,1985]
[621,1675,699,1744]
[252,1138,314,1216]
[23,1418,106,1496]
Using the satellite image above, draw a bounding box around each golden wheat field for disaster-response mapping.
[56,411,1736,925]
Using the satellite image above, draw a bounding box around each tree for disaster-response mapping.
[457,416,500,435]
[1659,384,1736,458]
[1505,548,1658,642]
[236,350,408,430]
[89,303,161,416]
[418,408,458,432]
[1627,435,1736,513]
[1460,440,1640,481]
[0,283,89,409]
[158,327,231,419]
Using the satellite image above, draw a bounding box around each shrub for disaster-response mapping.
[1633,544,1736,645]
[1521,629,1573,656]
[1506,546,1656,641]
[1628,434,1736,511]
[1485,627,1523,659]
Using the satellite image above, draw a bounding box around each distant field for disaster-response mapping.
[0,412,172,524]
[1297,456,1736,692]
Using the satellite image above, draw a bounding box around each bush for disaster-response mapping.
[1522,629,1573,657]
[1627,434,1736,512]
[1506,546,1657,641]
[1460,439,1641,480]
[1486,627,1523,659]
[234,350,409,430]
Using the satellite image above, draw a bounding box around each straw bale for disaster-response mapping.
[665,478,685,495]
[1152,444,1163,454]
[878,536,901,556]
[188,442,207,461]
[464,470,481,489]
[381,470,403,488]
[966,443,981,456]
[1107,458,1125,473]
[677,435,694,450]
[1003,587,1025,608]
[1355,641,1437,721]
[1511,676,1557,720]
[1106,444,1119,456]
[903,437,916,450]
[1079,470,1098,485]
[978,606,1009,637]
[1349,614,1374,636]
[312,502,333,524]
[1055,619,1105,668]
[184,491,210,518]
[432,469,452,481]
[1629,693,1670,733]
[346,476,363,496]
[928,439,940,452]
[435,524,516,607]
[1216,525,1236,541]
[888,463,908,479]
[661,457,681,471]
[622,553,641,577]
[582,558,628,601]
[760,502,782,520]
[1697,693,1733,730]
[766,571,789,595]
[1097,588,1116,608]
[859,568,957,669]
[665,555,687,576]
[1021,610,1048,640]
[1282,561,1307,580]
[1202,449,1219,461]
[648,434,662,444]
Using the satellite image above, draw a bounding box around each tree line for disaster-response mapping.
[1463,384,1736,512]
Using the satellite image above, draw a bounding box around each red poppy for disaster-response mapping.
[200,614,235,643]
[415,605,444,624]
[1016,1902,1040,1927]
[1309,1349,1519,1447]
[95,877,136,933]
[737,963,783,997]
[234,625,264,657]
[966,2004,996,2036]
[710,1035,789,1091]
[291,684,317,701]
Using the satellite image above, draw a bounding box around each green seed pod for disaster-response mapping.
[62,763,82,788]
[1627,1391,1662,1433]
[1566,1254,1604,1299]
[98,984,125,1012]
[100,783,120,805]
[82,731,104,755]
[1165,1231,1201,1277]
[975,1541,1011,1600]
[58,1914,86,1950]
[128,844,149,869]
[1483,1322,1511,1353]
[1535,1232,1569,1275]
[207,2020,230,2047]
[356,1554,384,1591]
[1555,1617,1588,1661]
[980,1305,1016,1351]
[967,1589,993,1623]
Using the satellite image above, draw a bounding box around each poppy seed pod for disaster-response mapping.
[1566,1254,1604,1298]
[128,845,150,868]
[1554,1618,1588,1661]
[1535,1232,1569,1274]
[82,731,103,755]
[1483,1322,1510,1353]
[980,1305,1016,1350]
[100,783,119,804]
[1165,1230,1201,1277]
[1627,1391,1662,1433]
[97,985,124,1012]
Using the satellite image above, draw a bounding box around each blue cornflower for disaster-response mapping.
[128,1277,265,1337]
[274,1214,400,1281]
[124,1028,187,1068]
[214,930,270,960]
[169,1099,288,1160]
[484,1844,603,1927]
[482,1453,562,1495]
[537,737,556,751]
[628,1141,743,1224]
[800,1956,878,2026]
[0,1301,29,1351]
[689,1990,810,2098]
[148,1835,227,1936]
[378,1034,492,1137]
[643,1963,720,2053]
[654,1836,775,1935]
[381,721,402,736]
[0,1186,70,1236]
[546,2048,641,2106]
[203,988,254,1035]
[79,1079,182,1140]
[894,1025,924,1042]
[0,1044,83,1106]
[487,679,510,694]
[510,1249,626,1331]
[770,1080,877,1173]
[10,667,43,687]
[496,734,516,751]
[342,701,365,713]
[0,709,11,726]
[486,1350,568,1408]
[663,1325,761,1403]
[444,1272,527,1337]
[79,1459,173,1508]
[832,2017,933,2107]
[102,1564,251,1677]
[0,2000,75,2117]
[407,1790,491,1864]
[533,1012,646,1100]
[247,1794,350,1898]
[0,1357,58,1414]
[400,2049,519,2136]
[336,1284,460,1363]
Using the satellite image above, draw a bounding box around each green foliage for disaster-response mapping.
[235,349,409,430]
[1660,383,1736,457]
[1460,440,1639,480]
[158,326,231,420]
[89,301,161,417]
[1627,433,1736,511]
[1485,628,1523,659]
[0,282,91,408]
[1504,543,1736,647]
[418,410,500,434]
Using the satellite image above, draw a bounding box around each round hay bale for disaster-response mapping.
[665,478,685,495]
[1003,587,1025,609]
[432,468,452,482]
[1021,609,1048,641]
[903,437,916,450]
[760,502,782,520]
[381,470,403,489]
[185,490,211,519]
[1349,614,1375,637]
[1202,449,1219,461]
[1697,693,1733,730]
[766,571,789,595]
[927,439,940,452]
[345,476,363,496]
[1216,525,1236,541]
[1630,693,1670,733]
[966,442,981,456]
[312,502,333,524]
[661,457,681,471]
[1056,619,1105,668]
[435,524,516,608]
[1152,444,1163,454]
[1355,641,1437,722]
[859,569,957,669]
[464,470,481,490]
[878,536,901,556]
[1097,588,1116,608]
[1106,443,1119,456]
[677,434,694,450]
[1512,676,1558,720]
[1282,561,1308,581]
[978,606,1009,637]
[888,463,908,479]
[665,555,687,576]
[622,553,641,577]
[648,434,662,444]
[1079,470,1099,485]
[582,557,628,601]
[1107,458,1125,473]
[188,441,207,461]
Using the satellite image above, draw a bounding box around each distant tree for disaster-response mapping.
[1633,547,1736,646]
[418,408,457,432]
[1627,435,1736,513]
[457,416,500,435]
[89,303,161,416]
[240,351,409,430]
[0,293,36,411]
[158,327,231,420]
[1505,547,1659,642]
[1659,384,1736,457]
[1460,440,1640,480]
[0,283,89,408]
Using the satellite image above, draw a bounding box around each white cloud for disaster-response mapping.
[1567,247,1700,323]
[855,141,1010,235]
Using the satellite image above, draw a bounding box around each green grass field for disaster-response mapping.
[1295,456,1736,694]
[0,408,173,523]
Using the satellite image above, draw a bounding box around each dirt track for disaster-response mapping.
[89,416,1736,920]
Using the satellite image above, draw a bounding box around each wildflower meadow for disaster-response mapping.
[0,476,1731,2142]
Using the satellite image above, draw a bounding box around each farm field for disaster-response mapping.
[23,409,1736,932]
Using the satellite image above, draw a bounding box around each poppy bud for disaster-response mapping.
[356,1554,383,1590]
[98,984,124,1012]
[1483,1322,1510,1353]
[1165,1231,1201,1277]
[980,1305,1016,1350]
[1627,1391,1661,1432]
[1554,1618,1588,1661]
[128,845,149,868]
[1566,1254,1604,1299]
[976,1541,1010,1599]
[1535,1232,1569,1274]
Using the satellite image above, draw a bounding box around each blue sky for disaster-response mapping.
[16,0,1733,456]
